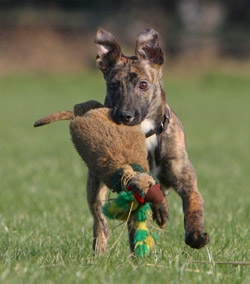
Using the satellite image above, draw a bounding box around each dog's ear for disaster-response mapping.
[135,29,164,67]
[95,28,121,72]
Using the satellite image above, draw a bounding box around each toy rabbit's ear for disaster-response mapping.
[135,29,165,67]
[74,100,103,116]
[95,28,121,73]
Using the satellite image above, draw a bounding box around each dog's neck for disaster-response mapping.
[141,107,170,138]
[142,87,170,138]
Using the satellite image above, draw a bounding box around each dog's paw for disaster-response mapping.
[150,199,169,228]
[185,230,210,249]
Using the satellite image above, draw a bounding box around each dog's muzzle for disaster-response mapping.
[117,110,135,124]
[112,108,142,126]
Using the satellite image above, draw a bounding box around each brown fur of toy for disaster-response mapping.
[70,105,153,190]
[34,99,157,194]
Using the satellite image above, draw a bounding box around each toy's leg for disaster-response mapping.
[87,170,109,255]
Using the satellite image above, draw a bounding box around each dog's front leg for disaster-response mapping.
[87,170,109,255]
[170,159,209,249]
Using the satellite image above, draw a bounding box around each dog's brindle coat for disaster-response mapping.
[89,28,209,254]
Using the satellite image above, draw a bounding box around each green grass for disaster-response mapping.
[0,70,250,283]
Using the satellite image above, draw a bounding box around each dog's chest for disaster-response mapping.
[141,119,161,177]
[146,135,161,177]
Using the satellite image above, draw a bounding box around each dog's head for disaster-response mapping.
[95,28,165,128]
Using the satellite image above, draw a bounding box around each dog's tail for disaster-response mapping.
[34,111,74,127]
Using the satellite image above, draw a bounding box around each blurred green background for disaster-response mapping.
[0,1,250,283]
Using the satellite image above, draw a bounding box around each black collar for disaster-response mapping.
[145,107,170,138]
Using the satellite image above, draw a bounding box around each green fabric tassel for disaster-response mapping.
[103,192,157,257]
[130,163,146,173]
[134,230,149,242]
[103,165,158,257]
[135,243,149,257]
[117,191,134,207]
[102,191,135,220]
[135,204,150,222]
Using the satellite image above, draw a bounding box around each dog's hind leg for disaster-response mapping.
[87,170,109,255]
[127,219,136,253]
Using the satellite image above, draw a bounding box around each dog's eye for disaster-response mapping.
[139,81,148,89]
[109,82,119,90]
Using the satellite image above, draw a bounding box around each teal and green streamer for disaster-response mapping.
[103,191,157,257]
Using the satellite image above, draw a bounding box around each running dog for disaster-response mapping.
[34,28,209,254]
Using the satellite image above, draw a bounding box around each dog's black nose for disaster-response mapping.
[118,110,134,124]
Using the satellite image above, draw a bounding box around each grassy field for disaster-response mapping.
[0,69,250,283]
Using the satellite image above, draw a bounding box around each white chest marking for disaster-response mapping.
[141,118,155,134]
[146,134,158,152]
[147,134,161,177]
[141,119,161,177]
[141,119,158,152]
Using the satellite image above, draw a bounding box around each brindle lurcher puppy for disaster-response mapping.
[34,28,209,254]
[94,28,209,252]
